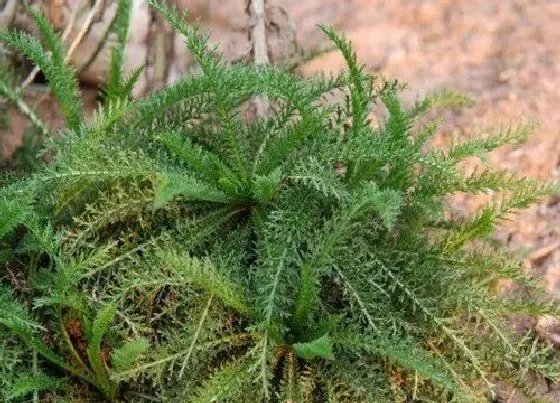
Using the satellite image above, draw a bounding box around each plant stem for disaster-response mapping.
[32,349,38,403]
[58,308,91,374]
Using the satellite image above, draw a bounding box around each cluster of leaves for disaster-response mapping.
[1,1,560,401]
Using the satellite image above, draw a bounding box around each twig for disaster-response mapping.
[78,5,119,74]
[505,390,516,403]
[0,81,50,137]
[64,0,103,64]
[0,0,18,27]
[528,240,560,262]
[178,296,214,379]
[248,0,269,117]
[250,0,269,66]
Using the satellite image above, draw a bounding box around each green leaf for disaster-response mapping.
[148,0,218,72]
[33,291,89,314]
[293,333,334,360]
[351,183,403,230]
[290,157,347,200]
[111,338,149,371]
[0,195,33,239]
[87,302,117,398]
[370,188,403,230]
[157,131,232,184]
[89,302,117,353]
[0,286,44,333]
[106,0,132,101]
[154,172,233,207]
[118,65,144,99]
[338,330,461,395]
[318,25,371,146]
[252,168,283,203]
[447,122,536,163]
[409,89,473,118]
[5,373,65,401]
[0,8,82,130]
[0,288,89,382]
[191,358,253,403]
[157,249,249,314]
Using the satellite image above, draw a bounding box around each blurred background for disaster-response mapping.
[1,0,560,343]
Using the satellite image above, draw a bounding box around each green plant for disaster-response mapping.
[0,48,47,174]
[1,1,559,401]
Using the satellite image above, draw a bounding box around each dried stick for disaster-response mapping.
[64,0,103,63]
[248,0,269,117]
[0,0,18,26]
[250,0,269,66]
[0,81,51,137]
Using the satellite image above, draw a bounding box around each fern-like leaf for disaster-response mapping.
[5,373,66,401]
[0,8,82,130]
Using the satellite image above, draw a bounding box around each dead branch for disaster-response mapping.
[248,0,269,117]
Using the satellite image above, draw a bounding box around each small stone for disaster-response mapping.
[536,315,560,347]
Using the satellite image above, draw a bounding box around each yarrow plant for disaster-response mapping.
[0,1,559,401]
